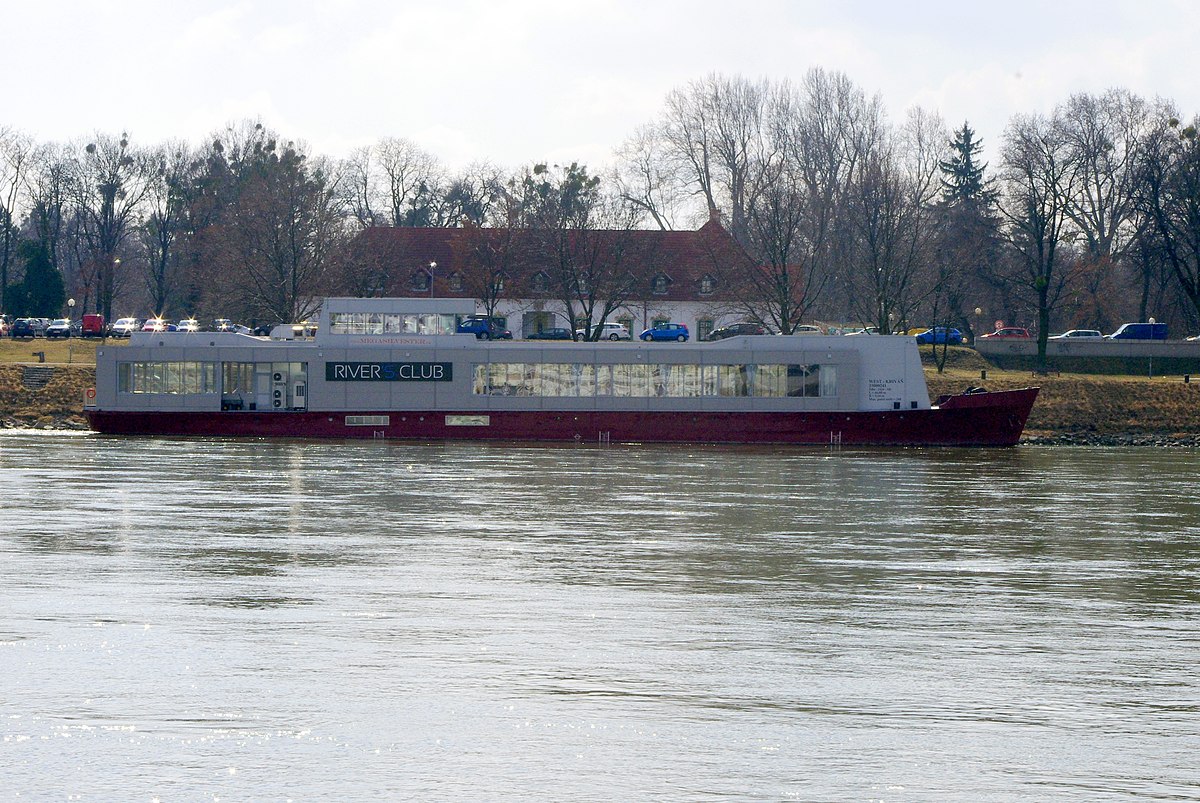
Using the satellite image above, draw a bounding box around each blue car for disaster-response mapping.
[639,322,689,342]
[915,326,964,345]
[456,316,512,340]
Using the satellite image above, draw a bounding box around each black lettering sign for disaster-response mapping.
[325,362,453,382]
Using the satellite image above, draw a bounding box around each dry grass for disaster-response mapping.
[926,366,1200,437]
[1,339,1197,437]
[0,337,117,366]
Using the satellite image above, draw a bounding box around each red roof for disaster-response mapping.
[345,219,753,301]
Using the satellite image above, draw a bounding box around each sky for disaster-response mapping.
[3,0,1198,173]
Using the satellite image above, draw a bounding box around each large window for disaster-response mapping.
[472,362,836,398]
[118,362,219,394]
[329,312,456,335]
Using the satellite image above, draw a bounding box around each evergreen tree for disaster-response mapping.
[18,240,65,317]
[929,123,1003,360]
[940,123,995,207]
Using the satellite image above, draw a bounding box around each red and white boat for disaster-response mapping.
[85,297,1037,447]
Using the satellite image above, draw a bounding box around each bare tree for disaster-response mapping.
[1000,114,1080,369]
[841,107,945,336]
[515,162,644,338]
[1058,90,1166,329]
[136,142,196,316]
[230,143,344,323]
[0,127,33,312]
[1136,115,1200,322]
[660,74,779,242]
[778,69,880,328]
[613,124,691,231]
[374,137,442,226]
[70,132,151,321]
[338,145,380,230]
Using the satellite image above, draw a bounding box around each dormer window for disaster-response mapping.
[411,270,432,292]
[699,275,715,295]
[448,272,464,292]
[531,271,550,293]
[652,274,671,295]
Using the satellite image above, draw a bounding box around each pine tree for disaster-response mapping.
[18,240,65,317]
[939,123,995,207]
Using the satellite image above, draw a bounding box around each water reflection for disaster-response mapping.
[2,431,1199,800]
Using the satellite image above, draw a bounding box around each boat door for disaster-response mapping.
[255,371,273,410]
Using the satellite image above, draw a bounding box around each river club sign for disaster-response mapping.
[325,361,453,382]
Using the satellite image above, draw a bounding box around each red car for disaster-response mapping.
[981,327,1031,339]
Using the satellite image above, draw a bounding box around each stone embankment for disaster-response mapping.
[0,364,94,430]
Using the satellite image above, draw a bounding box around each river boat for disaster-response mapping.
[85,297,1038,446]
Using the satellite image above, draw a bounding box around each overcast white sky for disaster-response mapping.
[3,0,1197,172]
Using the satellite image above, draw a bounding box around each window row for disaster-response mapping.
[118,362,219,395]
[472,363,836,398]
[329,312,458,335]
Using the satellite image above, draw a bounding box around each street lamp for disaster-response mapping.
[67,298,75,317]
[429,261,437,297]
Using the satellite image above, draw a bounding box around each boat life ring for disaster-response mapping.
[85,388,96,401]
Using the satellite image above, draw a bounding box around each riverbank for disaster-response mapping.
[2,341,1199,443]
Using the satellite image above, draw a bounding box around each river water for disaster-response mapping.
[2,431,1198,801]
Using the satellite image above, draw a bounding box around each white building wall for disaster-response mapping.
[488,297,746,340]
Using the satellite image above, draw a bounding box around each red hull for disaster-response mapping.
[85,388,1039,447]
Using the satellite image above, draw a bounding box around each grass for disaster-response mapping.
[926,363,1200,437]
[0,336,117,366]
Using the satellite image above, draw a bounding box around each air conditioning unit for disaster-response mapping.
[273,388,283,399]
[273,399,282,408]
[272,372,283,382]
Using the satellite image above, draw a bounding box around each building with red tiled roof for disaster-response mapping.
[343,218,758,339]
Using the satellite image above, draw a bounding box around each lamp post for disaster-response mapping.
[429,261,437,298]
[67,297,75,317]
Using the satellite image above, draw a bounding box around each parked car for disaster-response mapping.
[793,324,825,334]
[142,318,176,332]
[915,326,964,345]
[981,327,1031,339]
[575,322,632,341]
[10,318,36,339]
[456,316,513,340]
[1107,322,1168,340]
[843,326,879,336]
[212,318,234,332]
[526,327,574,340]
[109,317,141,337]
[704,322,766,341]
[176,318,200,333]
[1049,329,1103,340]
[640,322,689,342]
[44,318,73,339]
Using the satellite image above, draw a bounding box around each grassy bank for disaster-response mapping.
[1,339,1198,441]
[918,346,1200,439]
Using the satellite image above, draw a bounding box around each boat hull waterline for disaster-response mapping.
[86,387,1038,446]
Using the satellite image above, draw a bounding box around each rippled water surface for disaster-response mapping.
[2,432,1199,800]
